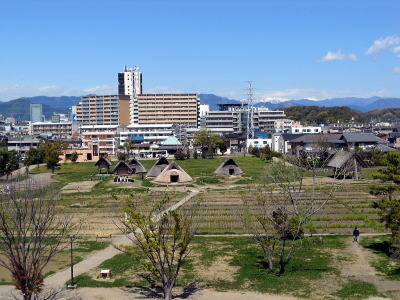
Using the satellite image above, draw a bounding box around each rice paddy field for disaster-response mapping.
[189,184,385,235]
[28,156,388,235]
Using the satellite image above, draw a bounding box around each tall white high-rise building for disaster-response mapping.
[118,66,142,124]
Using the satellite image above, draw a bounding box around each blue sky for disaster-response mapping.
[1,0,399,101]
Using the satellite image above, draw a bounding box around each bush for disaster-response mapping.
[174,150,186,160]
[117,152,128,161]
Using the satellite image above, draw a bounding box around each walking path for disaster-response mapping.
[44,188,200,287]
[342,238,400,299]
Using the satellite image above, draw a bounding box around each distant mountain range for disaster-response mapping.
[0,96,80,121]
[1,94,400,121]
[198,94,400,112]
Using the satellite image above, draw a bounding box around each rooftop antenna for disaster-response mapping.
[246,81,255,152]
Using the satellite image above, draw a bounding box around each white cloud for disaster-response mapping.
[318,50,357,63]
[365,35,400,55]
[83,85,115,94]
[393,46,400,56]
[394,66,400,73]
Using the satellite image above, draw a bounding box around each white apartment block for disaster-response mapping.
[289,126,322,134]
[118,66,142,124]
[30,122,72,138]
[118,124,174,145]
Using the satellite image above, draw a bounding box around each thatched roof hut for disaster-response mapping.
[214,158,243,176]
[146,157,170,177]
[112,161,133,176]
[128,158,147,174]
[95,157,112,172]
[154,162,193,184]
[327,151,368,180]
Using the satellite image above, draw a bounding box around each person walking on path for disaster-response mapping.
[353,227,360,243]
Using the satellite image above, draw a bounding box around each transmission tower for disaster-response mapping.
[246,81,255,149]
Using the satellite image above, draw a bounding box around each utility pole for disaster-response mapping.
[67,235,76,289]
[245,81,255,154]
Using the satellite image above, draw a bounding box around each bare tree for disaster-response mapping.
[242,152,346,275]
[0,179,77,300]
[117,196,199,300]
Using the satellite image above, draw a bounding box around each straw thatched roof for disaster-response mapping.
[327,151,368,169]
[214,158,243,176]
[128,158,147,174]
[146,157,170,177]
[154,162,193,183]
[112,161,133,175]
[95,157,112,169]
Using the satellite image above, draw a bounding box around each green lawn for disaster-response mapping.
[361,235,400,280]
[70,235,370,299]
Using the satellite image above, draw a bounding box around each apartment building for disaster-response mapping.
[75,95,130,126]
[30,122,72,138]
[252,108,287,132]
[204,106,287,135]
[136,94,200,128]
[118,124,174,145]
[204,110,241,135]
[80,125,119,156]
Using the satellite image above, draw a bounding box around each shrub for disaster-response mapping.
[174,150,186,160]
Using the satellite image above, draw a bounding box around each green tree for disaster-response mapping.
[371,152,400,257]
[174,150,186,160]
[41,141,64,173]
[0,149,19,179]
[193,130,226,158]
[70,151,79,163]
[193,130,209,158]
[118,197,198,300]
[117,152,128,161]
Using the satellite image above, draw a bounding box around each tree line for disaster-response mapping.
[284,105,400,125]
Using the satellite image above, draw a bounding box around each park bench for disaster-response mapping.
[95,233,112,242]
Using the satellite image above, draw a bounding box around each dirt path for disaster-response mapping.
[73,288,304,300]
[342,238,400,298]
[44,188,200,288]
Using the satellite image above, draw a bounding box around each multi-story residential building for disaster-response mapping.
[118,66,142,124]
[30,122,72,138]
[118,124,174,145]
[204,105,287,135]
[289,126,322,134]
[136,94,200,128]
[30,103,43,123]
[75,95,131,126]
[252,108,287,132]
[118,66,142,97]
[80,125,119,157]
[7,136,40,157]
[204,110,241,135]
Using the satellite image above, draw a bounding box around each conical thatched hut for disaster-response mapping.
[146,157,170,177]
[214,158,243,176]
[327,151,368,180]
[154,162,193,184]
[112,161,133,176]
[128,158,147,174]
[95,157,112,173]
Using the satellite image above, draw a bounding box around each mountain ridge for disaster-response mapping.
[1,94,400,121]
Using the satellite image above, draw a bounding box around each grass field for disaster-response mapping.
[0,238,109,285]
[361,235,400,280]
[187,184,385,235]
[69,235,382,299]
